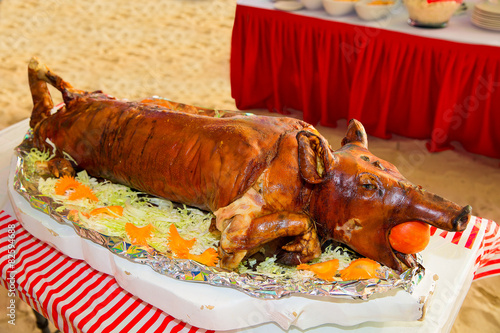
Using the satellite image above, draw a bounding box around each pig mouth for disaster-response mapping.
[388,204,472,271]
[393,251,419,271]
[386,222,428,271]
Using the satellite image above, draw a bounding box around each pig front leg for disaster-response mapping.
[219,212,322,269]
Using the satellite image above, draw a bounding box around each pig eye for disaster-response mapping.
[362,183,377,190]
[358,173,380,193]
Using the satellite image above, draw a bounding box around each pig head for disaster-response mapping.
[305,119,472,272]
[216,119,471,272]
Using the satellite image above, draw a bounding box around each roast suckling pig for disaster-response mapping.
[26,57,472,272]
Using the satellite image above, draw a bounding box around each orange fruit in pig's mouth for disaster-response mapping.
[389,221,430,254]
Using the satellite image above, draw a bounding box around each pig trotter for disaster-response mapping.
[280,227,322,265]
[219,247,248,270]
[47,158,75,178]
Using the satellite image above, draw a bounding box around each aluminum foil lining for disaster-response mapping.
[12,141,425,300]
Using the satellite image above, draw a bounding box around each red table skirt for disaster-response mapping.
[230,5,500,159]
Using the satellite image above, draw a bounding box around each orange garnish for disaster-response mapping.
[67,184,99,201]
[125,223,155,247]
[54,176,98,202]
[297,259,340,281]
[67,209,90,222]
[68,209,80,221]
[389,221,430,254]
[90,206,124,217]
[55,176,82,195]
[167,224,196,257]
[340,258,382,281]
[167,224,219,266]
[188,248,219,267]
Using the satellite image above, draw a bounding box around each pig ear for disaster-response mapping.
[341,119,368,149]
[297,131,336,184]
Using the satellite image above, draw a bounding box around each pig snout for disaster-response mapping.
[400,182,472,232]
[452,205,473,231]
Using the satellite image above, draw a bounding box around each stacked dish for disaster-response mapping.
[471,1,500,31]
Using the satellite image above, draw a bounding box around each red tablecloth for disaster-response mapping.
[230,4,500,159]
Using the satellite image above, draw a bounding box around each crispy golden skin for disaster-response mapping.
[32,93,309,212]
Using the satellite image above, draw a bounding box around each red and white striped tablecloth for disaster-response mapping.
[1,208,500,333]
[0,210,214,333]
[430,218,500,280]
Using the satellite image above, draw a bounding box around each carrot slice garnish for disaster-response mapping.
[297,259,340,281]
[90,206,124,217]
[125,223,155,247]
[55,176,82,195]
[67,184,99,201]
[340,258,382,281]
[54,176,98,201]
[188,248,219,267]
[167,224,196,257]
[67,209,90,222]
[167,224,218,265]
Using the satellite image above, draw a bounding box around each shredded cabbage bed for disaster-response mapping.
[26,148,356,279]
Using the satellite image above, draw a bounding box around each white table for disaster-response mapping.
[239,0,500,46]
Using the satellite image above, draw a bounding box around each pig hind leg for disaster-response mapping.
[28,57,55,129]
[28,57,82,177]
[28,57,92,127]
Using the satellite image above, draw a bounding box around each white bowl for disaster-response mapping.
[355,0,398,20]
[404,0,461,27]
[323,0,359,16]
[274,0,305,11]
[301,0,324,10]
